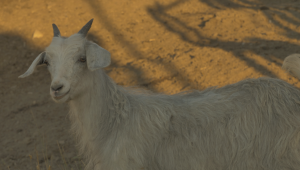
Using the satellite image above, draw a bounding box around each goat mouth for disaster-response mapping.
[54,90,70,100]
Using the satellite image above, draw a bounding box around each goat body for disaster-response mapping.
[70,69,300,170]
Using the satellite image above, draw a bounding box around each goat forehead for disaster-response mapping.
[46,34,86,58]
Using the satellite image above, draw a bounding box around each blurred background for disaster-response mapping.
[1,0,300,169]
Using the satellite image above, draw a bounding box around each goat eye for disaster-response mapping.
[79,58,86,63]
[44,60,50,66]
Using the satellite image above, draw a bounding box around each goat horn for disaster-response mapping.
[78,19,94,36]
[52,24,61,37]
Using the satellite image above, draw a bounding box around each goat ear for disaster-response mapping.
[19,52,46,78]
[85,42,111,71]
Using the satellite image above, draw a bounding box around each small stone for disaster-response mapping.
[32,30,43,38]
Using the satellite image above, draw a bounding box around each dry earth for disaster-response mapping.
[1,0,300,169]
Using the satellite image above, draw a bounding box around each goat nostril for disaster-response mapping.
[51,85,64,92]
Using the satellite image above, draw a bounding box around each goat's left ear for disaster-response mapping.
[85,41,111,71]
[19,52,46,78]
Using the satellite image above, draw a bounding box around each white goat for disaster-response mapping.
[20,19,300,170]
[282,54,300,80]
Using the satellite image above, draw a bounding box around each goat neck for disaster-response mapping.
[68,69,129,157]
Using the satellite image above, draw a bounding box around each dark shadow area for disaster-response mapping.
[146,0,300,78]
[0,32,48,133]
[86,0,203,91]
[0,33,83,170]
[0,33,44,78]
[0,33,52,101]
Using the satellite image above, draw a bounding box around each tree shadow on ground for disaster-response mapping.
[146,0,300,78]
[86,0,204,91]
[199,0,300,40]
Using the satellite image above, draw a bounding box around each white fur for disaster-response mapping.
[20,22,300,170]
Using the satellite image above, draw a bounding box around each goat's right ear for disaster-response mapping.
[85,42,111,71]
[19,52,46,78]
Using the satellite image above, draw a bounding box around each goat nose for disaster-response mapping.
[51,84,64,92]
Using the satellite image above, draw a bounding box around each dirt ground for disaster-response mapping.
[1,0,300,169]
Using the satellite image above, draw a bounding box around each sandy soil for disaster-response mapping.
[1,0,300,169]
